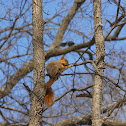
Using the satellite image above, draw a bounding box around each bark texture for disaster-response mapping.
[29,0,45,126]
[92,0,105,125]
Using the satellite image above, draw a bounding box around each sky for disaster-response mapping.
[0,0,126,123]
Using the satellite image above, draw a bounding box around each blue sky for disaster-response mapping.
[0,0,126,123]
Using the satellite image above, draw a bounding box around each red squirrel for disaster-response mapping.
[45,56,68,107]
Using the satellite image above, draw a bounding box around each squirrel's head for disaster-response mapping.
[60,56,68,68]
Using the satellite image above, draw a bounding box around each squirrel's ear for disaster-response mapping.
[60,56,64,60]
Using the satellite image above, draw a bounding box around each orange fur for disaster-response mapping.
[45,56,68,107]
[45,88,54,107]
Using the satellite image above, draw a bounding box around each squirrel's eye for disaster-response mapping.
[63,64,68,66]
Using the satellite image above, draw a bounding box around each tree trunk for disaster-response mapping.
[29,0,45,126]
[92,0,105,126]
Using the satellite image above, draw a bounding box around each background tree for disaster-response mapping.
[0,0,125,126]
[92,0,105,125]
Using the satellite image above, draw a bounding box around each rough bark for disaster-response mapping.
[29,0,45,126]
[92,0,105,126]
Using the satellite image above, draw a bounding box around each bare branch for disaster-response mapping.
[50,0,86,48]
[55,97,126,126]
[115,0,121,23]
[105,18,126,40]
[0,105,27,115]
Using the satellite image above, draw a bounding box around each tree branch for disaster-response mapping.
[0,38,95,99]
[54,97,126,126]
[50,0,86,48]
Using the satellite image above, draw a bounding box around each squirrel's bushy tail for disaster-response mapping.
[46,78,56,88]
[44,78,56,107]
[45,87,54,107]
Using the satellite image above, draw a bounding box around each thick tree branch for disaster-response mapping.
[50,0,86,48]
[0,38,95,99]
[0,60,33,99]
[46,39,95,58]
